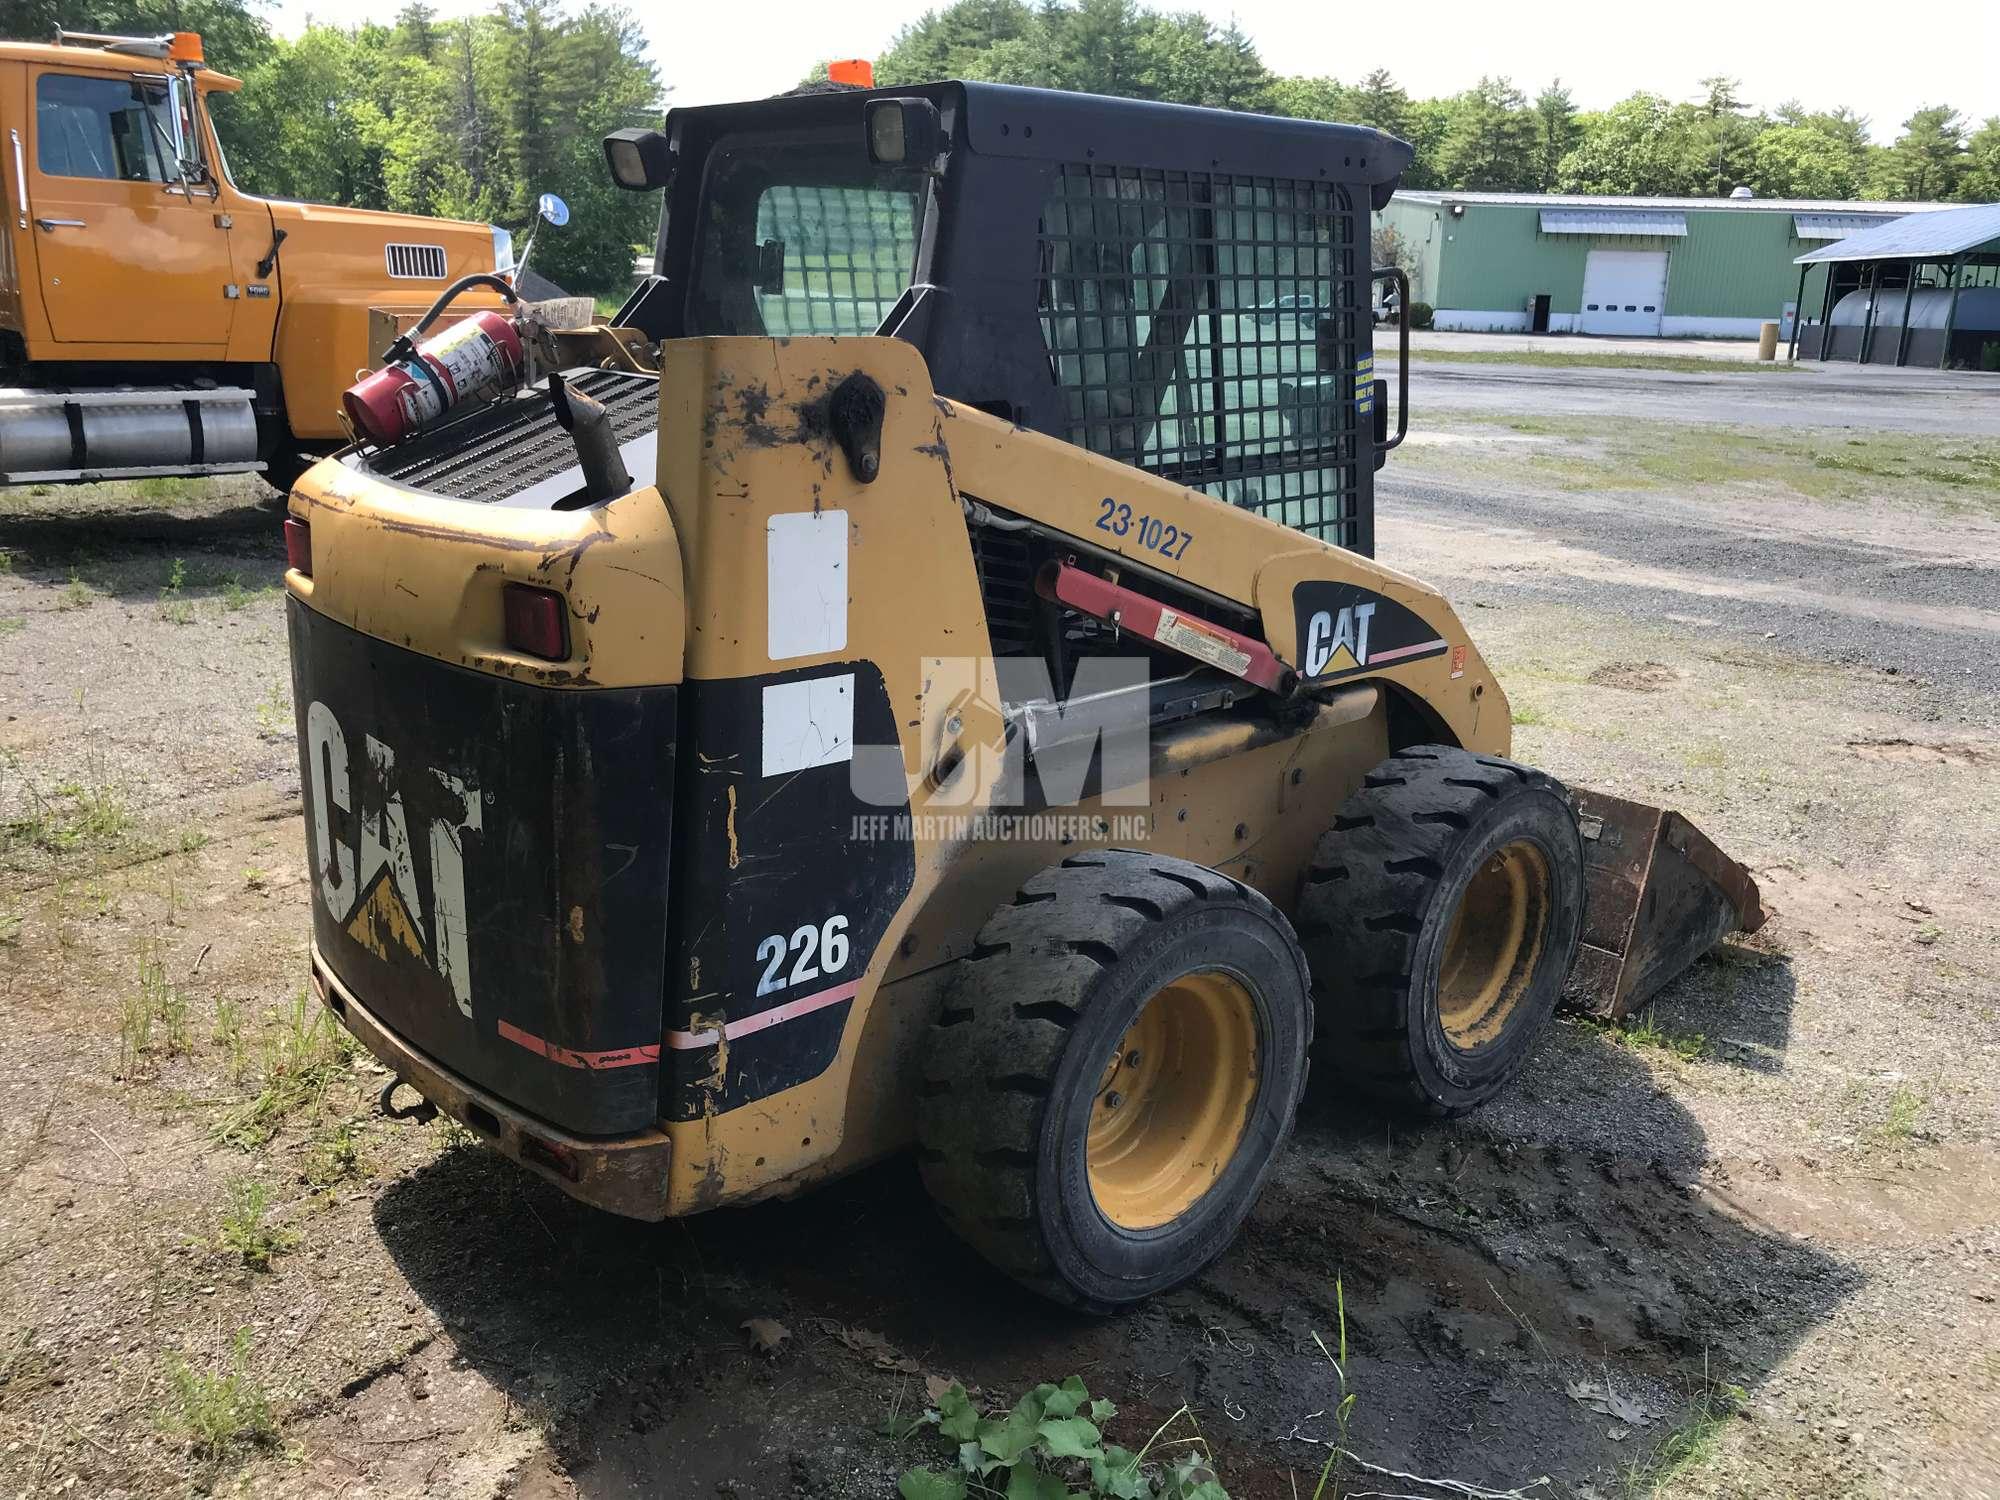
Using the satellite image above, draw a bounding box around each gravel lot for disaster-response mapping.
[1,367,1997,1499]
[1409,360,2000,435]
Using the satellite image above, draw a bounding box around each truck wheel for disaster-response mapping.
[916,851,1311,1310]
[1298,746,1583,1117]
[262,446,331,497]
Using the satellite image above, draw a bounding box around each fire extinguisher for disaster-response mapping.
[343,275,524,447]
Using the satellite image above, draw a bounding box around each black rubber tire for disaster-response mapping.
[1297,745,1584,1118]
[915,850,1312,1311]
[261,445,332,498]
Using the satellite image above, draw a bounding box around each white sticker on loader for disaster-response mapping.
[761,673,855,777]
[767,510,848,660]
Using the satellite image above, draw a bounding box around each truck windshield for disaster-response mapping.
[687,130,924,337]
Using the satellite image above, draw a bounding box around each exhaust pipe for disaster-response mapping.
[548,374,632,502]
[1563,788,1766,1020]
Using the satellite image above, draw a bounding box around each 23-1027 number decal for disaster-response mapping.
[1096,497,1193,560]
[754,914,850,997]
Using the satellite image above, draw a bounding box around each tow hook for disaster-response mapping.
[379,1079,438,1124]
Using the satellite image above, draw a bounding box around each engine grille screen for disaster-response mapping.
[1037,163,1364,549]
[360,370,658,506]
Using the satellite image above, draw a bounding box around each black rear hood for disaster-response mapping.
[289,599,676,1136]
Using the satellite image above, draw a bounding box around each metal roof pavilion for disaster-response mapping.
[1795,202,2000,264]
[1785,202,2000,368]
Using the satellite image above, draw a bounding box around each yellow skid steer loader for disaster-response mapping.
[282,80,1761,1308]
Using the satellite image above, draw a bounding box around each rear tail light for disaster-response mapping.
[503,583,569,661]
[283,517,311,576]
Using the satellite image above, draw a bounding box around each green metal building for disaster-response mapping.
[1377,191,1951,339]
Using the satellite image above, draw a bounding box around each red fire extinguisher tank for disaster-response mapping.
[342,310,524,448]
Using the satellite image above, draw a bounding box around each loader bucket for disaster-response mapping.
[1562,789,1766,1021]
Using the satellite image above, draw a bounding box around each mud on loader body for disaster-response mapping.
[284,82,1760,1307]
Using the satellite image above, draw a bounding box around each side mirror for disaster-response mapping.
[864,98,944,170]
[602,128,673,192]
[537,192,570,227]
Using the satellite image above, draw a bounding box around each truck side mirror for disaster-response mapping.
[865,98,944,171]
[602,128,672,192]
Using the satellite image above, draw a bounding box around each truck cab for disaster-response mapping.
[0,28,509,487]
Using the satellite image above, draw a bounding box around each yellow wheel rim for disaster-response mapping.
[1438,839,1551,1049]
[1086,972,1259,1231]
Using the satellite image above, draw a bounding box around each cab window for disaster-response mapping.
[688,131,923,337]
[36,73,177,183]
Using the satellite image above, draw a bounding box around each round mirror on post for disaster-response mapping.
[537,193,570,227]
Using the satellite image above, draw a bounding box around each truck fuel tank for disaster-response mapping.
[0,386,261,484]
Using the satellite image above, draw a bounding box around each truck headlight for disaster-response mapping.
[491,224,515,277]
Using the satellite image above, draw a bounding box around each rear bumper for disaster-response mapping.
[312,947,674,1220]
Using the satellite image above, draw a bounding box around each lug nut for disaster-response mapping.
[1104,1091,1124,1110]
[1125,1050,1142,1068]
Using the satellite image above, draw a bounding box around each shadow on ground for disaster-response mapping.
[375,955,1847,1500]
[0,481,281,599]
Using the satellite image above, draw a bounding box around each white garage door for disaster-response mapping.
[1579,249,1668,336]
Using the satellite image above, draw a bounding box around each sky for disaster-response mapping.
[270,0,1999,144]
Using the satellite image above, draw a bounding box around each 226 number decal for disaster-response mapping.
[1096,497,1193,560]
[755,914,850,997]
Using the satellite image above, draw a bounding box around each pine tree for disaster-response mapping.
[1437,77,1537,191]
[1532,81,1579,191]
[1872,106,1968,200]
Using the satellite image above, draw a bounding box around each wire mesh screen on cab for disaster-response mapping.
[752,184,921,336]
[1037,163,1364,548]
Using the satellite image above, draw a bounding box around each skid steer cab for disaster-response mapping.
[285,79,1762,1310]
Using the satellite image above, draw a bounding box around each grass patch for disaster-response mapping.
[57,571,93,610]
[213,990,358,1148]
[1872,1082,1931,1145]
[158,556,195,625]
[1623,1371,1746,1496]
[214,1178,299,1270]
[1586,1008,1711,1064]
[213,996,249,1082]
[119,944,194,1076]
[0,617,22,635]
[1412,348,1797,375]
[0,769,135,862]
[253,680,291,738]
[304,1120,365,1188]
[1510,701,1555,727]
[1407,411,2000,516]
[157,1329,279,1460]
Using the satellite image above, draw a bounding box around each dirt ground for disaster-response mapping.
[2,385,1997,1500]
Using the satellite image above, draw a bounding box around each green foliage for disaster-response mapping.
[1532,81,1580,191]
[1555,93,1708,196]
[215,1177,299,1270]
[1436,77,1539,191]
[900,1376,1226,1499]
[874,2,1997,202]
[59,0,665,295]
[157,1329,279,1459]
[1870,105,1967,200]
[1407,301,1434,331]
[1964,117,2000,203]
[212,990,359,1148]
[158,557,193,625]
